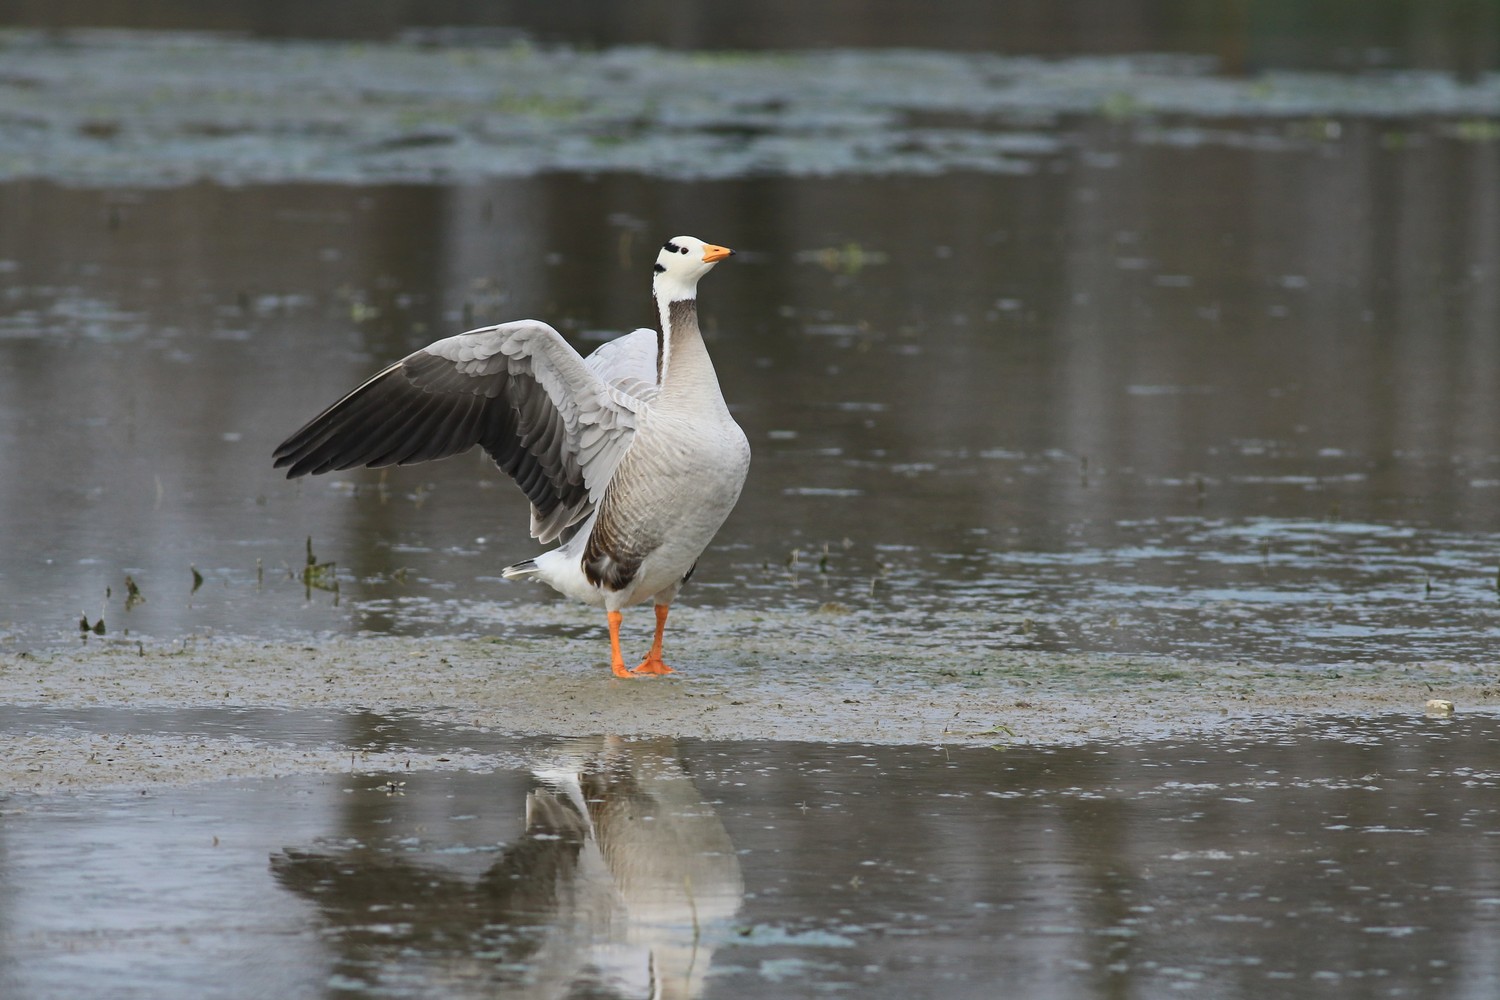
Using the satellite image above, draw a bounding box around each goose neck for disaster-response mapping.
[653,295,721,405]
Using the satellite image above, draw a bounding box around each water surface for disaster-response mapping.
[0,19,1498,667]
[2,710,1499,998]
[2,144,1497,662]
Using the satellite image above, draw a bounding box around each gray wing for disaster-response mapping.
[272,320,645,544]
[583,327,661,398]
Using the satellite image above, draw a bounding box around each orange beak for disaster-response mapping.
[701,243,735,263]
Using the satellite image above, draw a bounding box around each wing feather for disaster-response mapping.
[361,393,457,468]
[273,320,647,543]
[584,327,661,395]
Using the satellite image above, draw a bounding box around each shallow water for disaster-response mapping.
[1,15,1498,668]
[2,142,1498,662]
[2,709,1499,998]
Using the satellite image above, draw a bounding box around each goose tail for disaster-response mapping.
[501,559,539,581]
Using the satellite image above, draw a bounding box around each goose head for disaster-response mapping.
[652,235,734,304]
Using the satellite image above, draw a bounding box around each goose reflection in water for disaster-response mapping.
[270,736,743,998]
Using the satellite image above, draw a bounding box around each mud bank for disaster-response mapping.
[3,608,1494,793]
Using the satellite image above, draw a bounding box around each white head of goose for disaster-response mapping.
[273,236,750,679]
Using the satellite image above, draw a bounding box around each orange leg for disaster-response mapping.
[632,604,675,675]
[607,611,633,678]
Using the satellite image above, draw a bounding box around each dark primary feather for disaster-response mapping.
[272,347,589,533]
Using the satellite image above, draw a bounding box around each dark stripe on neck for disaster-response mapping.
[665,300,698,381]
[652,294,664,383]
[654,297,699,384]
[668,298,698,336]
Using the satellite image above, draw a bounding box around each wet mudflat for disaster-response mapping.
[2,710,1499,999]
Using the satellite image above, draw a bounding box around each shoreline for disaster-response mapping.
[4,624,1494,795]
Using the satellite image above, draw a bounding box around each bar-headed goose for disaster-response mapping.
[273,236,750,678]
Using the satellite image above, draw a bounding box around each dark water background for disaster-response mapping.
[4,0,1498,73]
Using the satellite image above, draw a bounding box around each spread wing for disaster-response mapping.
[583,327,661,398]
[272,320,650,544]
